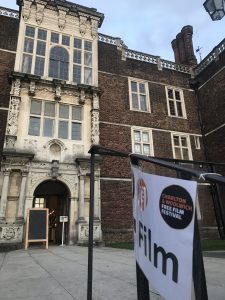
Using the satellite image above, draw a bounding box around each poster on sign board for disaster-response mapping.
[132,166,197,300]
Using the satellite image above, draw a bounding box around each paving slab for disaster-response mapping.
[0,246,224,300]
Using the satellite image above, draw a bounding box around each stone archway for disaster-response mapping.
[33,180,70,244]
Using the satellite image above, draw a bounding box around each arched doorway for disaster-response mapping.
[33,180,70,244]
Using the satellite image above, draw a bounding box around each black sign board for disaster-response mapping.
[25,208,49,250]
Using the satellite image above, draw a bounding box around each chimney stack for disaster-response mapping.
[171,25,197,66]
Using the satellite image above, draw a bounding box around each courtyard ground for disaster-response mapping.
[0,246,224,300]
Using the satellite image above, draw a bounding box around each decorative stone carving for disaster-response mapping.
[5,135,17,148]
[79,90,86,104]
[55,84,62,100]
[36,2,45,25]
[30,172,49,187]
[51,160,59,179]
[92,92,99,109]
[22,0,32,21]
[29,81,36,95]
[79,15,87,36]
[78,223,101,241]
[0,226,22,241]
[44,139,67,151]
[57,6,69,31]
[91,110,100,145]
[91,19,98,39]
[59,174,78,190]
[10,79,21,97]
[24,139,38,151]
[6,96,21,137]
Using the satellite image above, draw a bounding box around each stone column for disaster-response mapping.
[0,169,11,222]
[94,176,100,220]
[16,170,28,223]
[78,175,85,221]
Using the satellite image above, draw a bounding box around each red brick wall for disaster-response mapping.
[98,41,209,242]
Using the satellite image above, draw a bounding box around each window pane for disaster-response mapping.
[177,102,183,117]
[168,89,173,99]
[84,67,92,85]
[58,121,68,139]
[24,38,34,53]
[181,137,187,147]
[73,50,81,64]
[173,136,179,146]
[73,65,81,84]
[22,54,32,73]
[131,81,137,92]
[38,29,47,40]
[139,83,145,94]
[51,32,59,43]
[30,100,41,115]
[44,102,55,117]
[132,93,139,110]
[134,131,141,142]
[49,60,58,78]
[60,62,69,80]
[62,35,70,46]
[36,41,46,56]
[182,149,189,160]
[142,132,149,143]
[72,107,82,120]
[74,38,82,49]
[72,123,81,140]
[43,118,54,137]
[34,57,45,76]
[174,147,182,159]
[175,90,181,100]
[143,144,150,155]
[140,95,147,111]
[25,26,35,37]
[29,117,40,136]
[169,101,175,115]
[59,105,69,119]
[84,52,92,66]
[84,41,92,51]
[134,143,141,154]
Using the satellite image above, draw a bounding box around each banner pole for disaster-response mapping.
[136,262,150,300]
[87,151,95,300]
[192,214,208,300]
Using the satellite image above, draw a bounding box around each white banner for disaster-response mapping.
[132,166,197,300]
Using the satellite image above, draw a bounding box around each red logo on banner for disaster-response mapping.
[138,178,148,211]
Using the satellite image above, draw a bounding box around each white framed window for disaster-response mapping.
[28,99,83,140]
[166,86,186,118]
[129,79,150,112]
[73,38,92,85]
[171,133,192,160]
[21,25,93,84]
[132,127,154,156]
[194,136,201,149]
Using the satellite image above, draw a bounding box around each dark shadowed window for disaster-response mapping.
[49,46,69,80]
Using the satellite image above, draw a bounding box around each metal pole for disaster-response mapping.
[136,262,150,300]
[61,221,64,246]
[87,151,95,300]
[192,214,208,300]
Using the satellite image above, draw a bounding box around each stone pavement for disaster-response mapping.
[0,246,224,300]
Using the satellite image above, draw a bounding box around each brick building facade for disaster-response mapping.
[0,1,224,247]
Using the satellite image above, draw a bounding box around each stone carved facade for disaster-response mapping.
[0,225,22,242]
[78,223,101,242]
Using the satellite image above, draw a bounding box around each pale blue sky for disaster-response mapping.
[1,0,225,62]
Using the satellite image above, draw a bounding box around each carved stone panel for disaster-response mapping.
[5,96,21,138]
[0,225,23,243]
[91,110,100,145]
[78,222,101,242]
